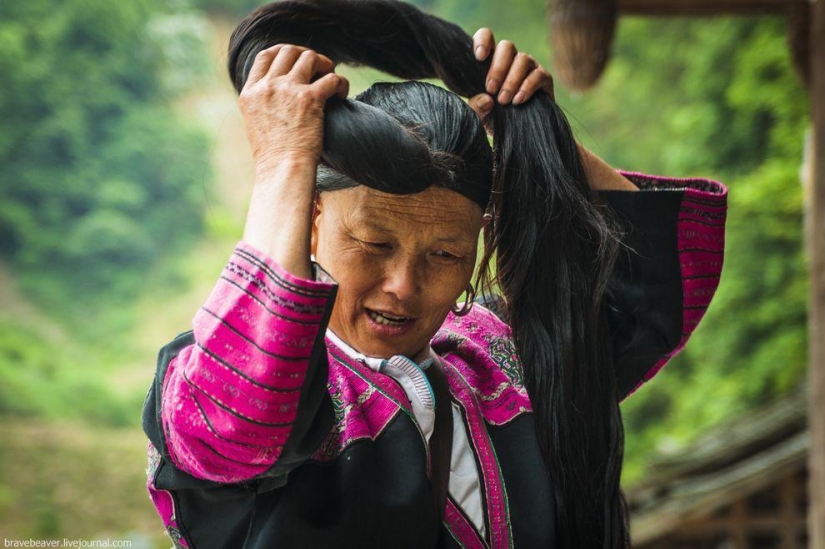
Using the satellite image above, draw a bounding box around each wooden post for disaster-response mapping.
[781,474,800,549]
[731,499,748,549]
[809,2,825,548]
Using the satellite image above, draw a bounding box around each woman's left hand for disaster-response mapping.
[468,28,555,122]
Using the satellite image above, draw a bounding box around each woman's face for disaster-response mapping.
[312,185,484,359]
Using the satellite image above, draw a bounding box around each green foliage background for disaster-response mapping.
[0,0,810,544]
[567,16,810,480]
[0,0,209,302]
[0,0,211,426]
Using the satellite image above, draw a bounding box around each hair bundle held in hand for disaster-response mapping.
[228,1,629,548]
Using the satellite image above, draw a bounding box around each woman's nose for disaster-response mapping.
[381,257,422,301]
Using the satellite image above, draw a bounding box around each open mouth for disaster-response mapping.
[366,308,412,326]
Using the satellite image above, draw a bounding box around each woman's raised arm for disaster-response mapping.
[239,44,349,279]
[143,46,347,486]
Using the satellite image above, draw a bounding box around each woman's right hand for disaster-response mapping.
[239,44,347,279]
[238,44,349,181]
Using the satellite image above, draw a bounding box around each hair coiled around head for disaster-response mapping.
[229,2,629,548]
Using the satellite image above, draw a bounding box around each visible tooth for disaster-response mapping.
[369,310,406,325]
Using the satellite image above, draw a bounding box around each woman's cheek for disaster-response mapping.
[425,272,469,317]
[433,260,474,293]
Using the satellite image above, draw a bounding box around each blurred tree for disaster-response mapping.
[189,0,257,16]
[0,0,210,304]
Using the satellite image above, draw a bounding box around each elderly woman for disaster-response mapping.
[142,1,727,548]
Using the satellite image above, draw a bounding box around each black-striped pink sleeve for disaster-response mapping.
[601,173,727,400]
[158,242,337,483]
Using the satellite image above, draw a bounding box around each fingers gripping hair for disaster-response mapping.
[229,0,493,200]
[228,0,486,96]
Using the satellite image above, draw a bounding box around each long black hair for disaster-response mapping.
[228,2,629,548]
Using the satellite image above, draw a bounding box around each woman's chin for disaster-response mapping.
[329,310,436,359]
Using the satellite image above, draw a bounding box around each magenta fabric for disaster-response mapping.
[312,344,411,462]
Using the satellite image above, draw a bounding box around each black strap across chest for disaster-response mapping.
[424,360,454,521]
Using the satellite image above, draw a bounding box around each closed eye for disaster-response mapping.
[362,240,392,251]
[433,250,462,261]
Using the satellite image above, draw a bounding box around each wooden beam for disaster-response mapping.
[618,0,804,16]
[809,0,825,547]
[681,514,807,535]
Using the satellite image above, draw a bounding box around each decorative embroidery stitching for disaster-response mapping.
[147,442,161,481]
[486,336,523,388]
[168,526,187,549]
[311,354,403,462]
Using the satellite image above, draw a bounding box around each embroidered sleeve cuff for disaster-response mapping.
[617,171,728,200]
[235,240,338,293]
[604,172,727,399]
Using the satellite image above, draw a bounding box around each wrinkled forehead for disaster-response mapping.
[323,185,483,240]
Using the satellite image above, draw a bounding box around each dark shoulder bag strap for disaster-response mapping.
[425,361,454,521]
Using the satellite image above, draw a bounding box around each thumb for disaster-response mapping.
[468,93,494,121]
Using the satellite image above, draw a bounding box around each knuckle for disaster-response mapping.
[300,87,325,105]
[295,88,313,102]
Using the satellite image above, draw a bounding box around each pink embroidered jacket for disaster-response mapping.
[143,174,727,548]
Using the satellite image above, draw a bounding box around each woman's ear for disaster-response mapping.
[310,192,322,257]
